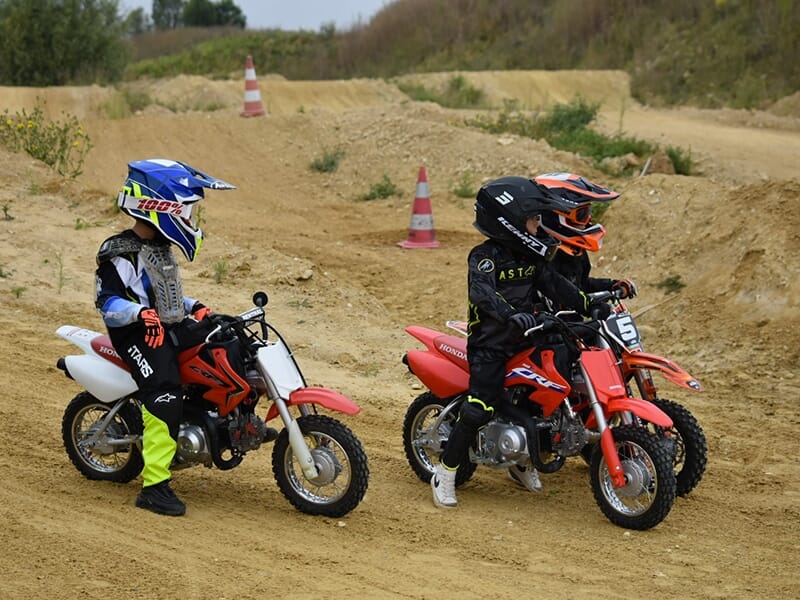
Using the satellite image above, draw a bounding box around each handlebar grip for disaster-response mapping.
[586,290,612,303]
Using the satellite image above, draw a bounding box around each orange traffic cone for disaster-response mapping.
[398,166,440,249]
[240,55,266,117]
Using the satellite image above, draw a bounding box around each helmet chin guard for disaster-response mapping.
[118,158,236,261]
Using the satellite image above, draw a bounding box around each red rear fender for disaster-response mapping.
[405,350,469,398]
[405,326,443,351]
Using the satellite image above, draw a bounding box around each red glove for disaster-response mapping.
[612,279,638,299]
[140,308,164,349]
[192,302,212,320]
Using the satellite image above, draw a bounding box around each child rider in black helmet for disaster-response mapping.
[431,176,608,509]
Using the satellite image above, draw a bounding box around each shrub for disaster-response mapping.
[451,172,476,198]
[666,146,693,175]
[0,102,92,178]
[655,274,686,294]
[356,175,401,201]
[310,146,345,173]
[540,97,598,134]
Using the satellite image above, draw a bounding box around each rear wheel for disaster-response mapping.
[402,392,477,487]
[62,392,143,483]
[590,424,676,530]
[272,415,369,517]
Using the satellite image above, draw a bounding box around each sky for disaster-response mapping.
[121,1,391,31]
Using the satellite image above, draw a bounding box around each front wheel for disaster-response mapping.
[272,415,369,517]
[62,392,143,483]
[402,392,477,487]
[646,398,707,497]
[590,424,676,530]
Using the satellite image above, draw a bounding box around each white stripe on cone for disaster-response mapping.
[409,214,434,229]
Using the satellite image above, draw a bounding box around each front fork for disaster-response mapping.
[580,362,626,488]
[263,375,320,480]
[631,368,658,401]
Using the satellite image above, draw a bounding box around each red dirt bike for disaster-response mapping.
[581,289,707,496]
[56,291,369,517]
[402,312,678,530]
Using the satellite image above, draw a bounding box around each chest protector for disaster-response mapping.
[139,243,184,324]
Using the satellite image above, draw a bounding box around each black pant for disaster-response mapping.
[439,347,511,469]
[109,320,183,438]
[439,342,574,469]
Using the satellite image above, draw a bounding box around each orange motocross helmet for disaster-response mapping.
[534,172,620,254]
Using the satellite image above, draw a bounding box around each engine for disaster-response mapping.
[474,420,530,466]
[174,423,213,469]
[546,407,588,456]
[172,410,269,470]
[472,406,589,468]
[228,412,269,452]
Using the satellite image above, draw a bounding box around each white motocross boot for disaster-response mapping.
[508,461,543,493]
[431,463,458,508]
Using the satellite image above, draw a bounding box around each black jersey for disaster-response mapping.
[543,249,615,310]
[467,239,590,350]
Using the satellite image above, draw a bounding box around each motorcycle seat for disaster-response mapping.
[90,335,129,371]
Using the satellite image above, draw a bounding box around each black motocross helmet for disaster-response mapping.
[474,176,578,261]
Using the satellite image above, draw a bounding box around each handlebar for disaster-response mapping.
[200,307,266,344]
[168,292,271,347]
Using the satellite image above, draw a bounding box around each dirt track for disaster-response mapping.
[0,71,798,599]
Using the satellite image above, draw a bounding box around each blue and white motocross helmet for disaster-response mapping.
[117,158,236,261]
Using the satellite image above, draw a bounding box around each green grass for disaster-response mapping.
[666,146,693,176]
[393,75,488,108]
[287,297,313,309]
[466,97,691,176]
[213,260,229,284]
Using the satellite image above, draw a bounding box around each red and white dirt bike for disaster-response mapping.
[402,310,679,530]
[581,289,707,497]
[56,291,369,517]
